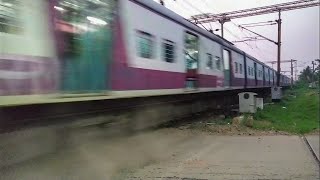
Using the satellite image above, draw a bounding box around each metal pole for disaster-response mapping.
[291,59,294,87]
[312,61,315,85]
[220,21,224,38]
[316,59,320,89]
[295,61,297,81]
[277,10,282,87]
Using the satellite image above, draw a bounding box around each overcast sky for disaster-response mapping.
[153,0,320,77]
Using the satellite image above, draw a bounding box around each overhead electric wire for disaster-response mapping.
[181,0,260,54]
[167,0,192,18]
[240,20,276,26]
[162,0,276,62]
[202,0,221,30]
[173,0,211,31]
[241,23,277,28]
[183,0,209,17]
[231,20,279,62]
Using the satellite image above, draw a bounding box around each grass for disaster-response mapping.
[252,86,319,134]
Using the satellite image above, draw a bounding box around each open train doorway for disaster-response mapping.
[223,49,231,87]
[54,0,116,93]
[184,32,199,89]
[254,62,258,86]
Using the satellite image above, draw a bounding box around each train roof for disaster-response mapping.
[134,0,278,73]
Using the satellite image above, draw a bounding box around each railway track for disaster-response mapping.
[0,89,246,134]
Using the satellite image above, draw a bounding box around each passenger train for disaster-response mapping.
[0,0,290,100]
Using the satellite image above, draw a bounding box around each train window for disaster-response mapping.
[206,53,213,69]
[248,67,250,76]
[162,39,175,63]
[234,62,238,73]
[215,56,221,70]
[0,0,22,34]
[239,64,243,74]
[136,31,154,59]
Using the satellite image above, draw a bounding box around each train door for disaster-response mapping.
[273,71,275,86]
[184,32,199,89]
[55,0,116,93]
[223,49,231,87]
[254,63,257,86]
[268,69,271,85]
[262,66,265,86]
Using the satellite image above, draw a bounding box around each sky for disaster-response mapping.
[153,0,320,78]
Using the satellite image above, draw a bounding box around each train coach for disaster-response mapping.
[0,0,290,104]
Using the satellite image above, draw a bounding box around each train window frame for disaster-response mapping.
[136,30,155,59]
[162,39,175,63]
[206,53,213,69]
[239,64,243,74]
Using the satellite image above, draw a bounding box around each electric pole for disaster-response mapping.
[218,18,231,38]
[277,10,282,87]
[219,20,224,38]
[312,61,315,86]
[291,59,294,87]
[316,59,320,89]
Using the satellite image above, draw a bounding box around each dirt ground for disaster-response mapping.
[171,113,292,136]
[1,117,319,180]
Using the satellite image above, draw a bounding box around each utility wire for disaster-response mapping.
[242,23,277,28]
[240,20,276,26]
[174,0,211,31]
[164,0,275,62]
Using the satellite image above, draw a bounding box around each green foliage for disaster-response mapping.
[298,65,319,85]
[252,87,319,134]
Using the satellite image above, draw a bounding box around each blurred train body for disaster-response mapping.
[0,0,290,101]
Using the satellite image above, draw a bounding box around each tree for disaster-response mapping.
[298,66,314,83]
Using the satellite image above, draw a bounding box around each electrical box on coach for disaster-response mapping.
[238,92,258,113]
[271,87,282,102]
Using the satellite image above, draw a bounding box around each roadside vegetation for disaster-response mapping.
[175,66,319,135]
[251,65,319,134]
[252,85,319,134]
[179,84,319,136]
